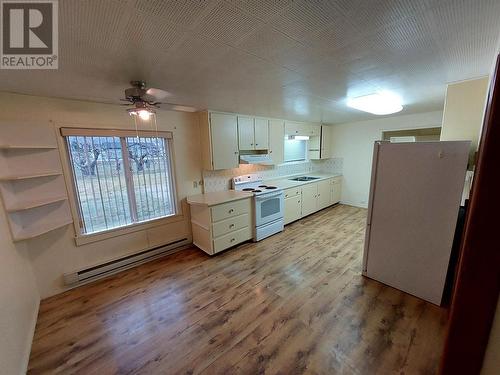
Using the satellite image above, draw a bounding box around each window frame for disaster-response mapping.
[59,126,183,245]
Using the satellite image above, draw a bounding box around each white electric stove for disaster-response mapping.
[232,174,284,241]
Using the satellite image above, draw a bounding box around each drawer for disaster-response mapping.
[212,213,251,238]
[330,176,342,185]
[213,226,252,253]
[284,187,301,199]
[211,198,251,222]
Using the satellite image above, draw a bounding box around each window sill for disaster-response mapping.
[74,213,186,246]
[282,160,309,165]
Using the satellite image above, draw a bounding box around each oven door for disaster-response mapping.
[255,191,284,227]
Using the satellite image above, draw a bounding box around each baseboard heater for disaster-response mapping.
[63,238,190,287]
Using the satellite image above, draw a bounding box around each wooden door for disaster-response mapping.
[317,179,331,210]
[301,183,318,217]
[237,116,255,150]
[210,113,239,170]
[254,118,269,150]
[269,119,284,165]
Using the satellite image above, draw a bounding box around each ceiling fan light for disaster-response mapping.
[138,109,152,120]
[346,92,403,115]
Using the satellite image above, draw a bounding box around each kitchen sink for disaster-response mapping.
[289,176,320,182]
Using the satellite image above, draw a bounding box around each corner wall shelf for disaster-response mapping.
[0,171,62,181]
[0,120,72,242]
[13,217,73,242]
[5,196,68,212]
[0,145,57,150]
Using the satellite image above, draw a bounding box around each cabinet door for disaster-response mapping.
[284,121,301,136]
[254,118,269,150]
[317,179,332,210]
[309,124,321,137]
[331,178,342,203]
[284,196,302,225]
[269,119,284,164]
[320,125,332,159]
[237,116,255,150]
[301,183,318,217]
[210,112,239,170]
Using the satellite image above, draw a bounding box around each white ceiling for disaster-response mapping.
[1,0,499,123]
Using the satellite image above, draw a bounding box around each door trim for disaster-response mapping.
[440,54,500,374]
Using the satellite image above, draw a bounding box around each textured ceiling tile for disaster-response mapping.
[194,1,263,45]
[334,0,426,34]
[227,0,294,22]
[271,0,343,43]
[1,0,499,124]
[134,0,218,28]
[235,26,297,62]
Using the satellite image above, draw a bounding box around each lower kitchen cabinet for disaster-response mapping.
[317,179,331,210]
[188,196,252,255]
[331,176,342,204]
[301,183,318,217]
[283,176,343,225]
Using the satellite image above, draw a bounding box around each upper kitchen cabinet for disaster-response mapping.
[268,119,284,165]
[254,118,269,150]
[310,125,333,160]
[199,111,239,170]
[308,124,321,137]
[284,121,320,137]
[320,125,333,159]
[284,121,302,136]
[238,116,269,151]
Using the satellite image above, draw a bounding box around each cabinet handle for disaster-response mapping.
[270,150,273,153]
[230,238,235,242]
[228,209,234,213]
[229,224,235,228]
[255,143,258,146]
[298,200,300,203]
[251,143,253,146]
[295,130,298,133]
[234,151,238,154]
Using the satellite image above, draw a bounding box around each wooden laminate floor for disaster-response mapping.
[28,205,448,375]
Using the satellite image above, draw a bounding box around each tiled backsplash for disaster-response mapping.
[203,158,343,192]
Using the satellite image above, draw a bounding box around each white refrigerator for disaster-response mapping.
[362,141,470,305]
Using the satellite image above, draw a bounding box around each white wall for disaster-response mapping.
[441,77,489,165]
[0,93,203,298]
[330,111,444,208]
[0,197,40,374]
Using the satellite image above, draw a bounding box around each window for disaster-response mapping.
[284,138,307,162]
[62,128,176,235]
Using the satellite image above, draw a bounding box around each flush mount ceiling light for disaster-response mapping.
[346,92,403,115]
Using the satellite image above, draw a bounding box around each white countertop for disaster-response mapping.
[265,172,342,189]
[187,190,253,207]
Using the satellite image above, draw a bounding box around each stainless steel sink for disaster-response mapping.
[289,176,320,182]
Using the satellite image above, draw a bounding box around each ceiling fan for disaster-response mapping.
[121,80,197,119]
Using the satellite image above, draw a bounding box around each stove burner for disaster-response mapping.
[242,188,255,191]
[265,186,277,189]
[253,190,262,193]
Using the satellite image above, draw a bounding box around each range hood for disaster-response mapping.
[239,154,273,165]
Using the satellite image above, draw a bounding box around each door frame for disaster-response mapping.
[440,54,500,374]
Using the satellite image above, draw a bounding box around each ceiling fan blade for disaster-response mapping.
[158,102,197,113]
[145,88,170,101]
